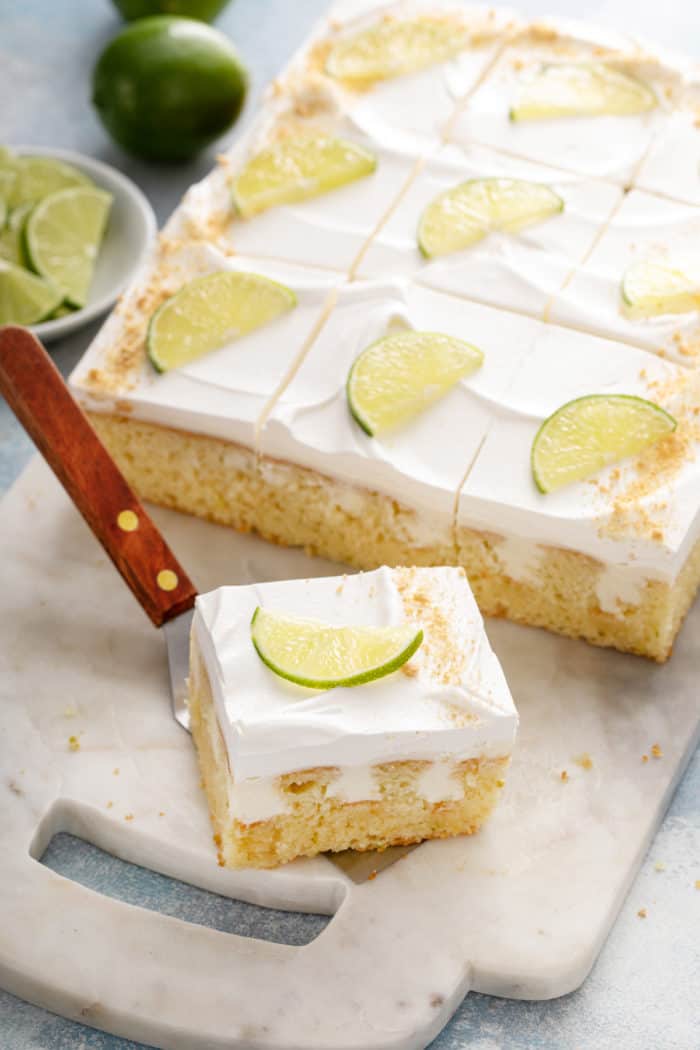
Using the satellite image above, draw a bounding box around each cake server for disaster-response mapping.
[0,325,414,881]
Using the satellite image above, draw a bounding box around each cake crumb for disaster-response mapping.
[63,705,78,719]
[158,811,165,817]
[637,908,647,919]
[651,743,663,759]
[695,880,700,890]
[654,861,666,872]
[496,779,505,788]
[574,753,593,770]
[68,735,81,753]
[560,770,569,782]
[124,813,134,822]
[113,768,120,775]
[106,801,113,809]
[367,870,378,881]
[642,754,649,763]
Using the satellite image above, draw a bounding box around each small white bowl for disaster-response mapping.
[11,146,157,343]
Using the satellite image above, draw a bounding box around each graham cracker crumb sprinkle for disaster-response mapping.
[695,880,700,890]
[642,754,649,763]
[394,569,467,688]
[560,770,569,782]
[68,735,80,752]
[113,768,120,775]
[654,861,666,872]
[106,801,113,809]
[124,814,134,822]
[637,907,647,919]
[158,811,165,817]
[574,753,593,770]
[401,662,419,678]
[651,743,663,758]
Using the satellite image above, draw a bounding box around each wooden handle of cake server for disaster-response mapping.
[0,326,197,626]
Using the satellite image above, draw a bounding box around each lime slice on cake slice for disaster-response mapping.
[231,135,376,218]
[251,607,423,689]
[24,186,112,308]
[0,260,63,325]
[418,178,563,258]
[510,63,657,121]
[347,330,483,436]
[325,16,470,87]
[147,270,297,373]
[621,259,700,319]
[531,394,676,493]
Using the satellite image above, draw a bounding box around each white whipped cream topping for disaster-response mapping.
[550,189,700,365]
[356,142,622,317]
[263,281,541,520]
[459,321,700,583]
[636,106,700,208]
[447,24,676,184]
[193,567,518,801]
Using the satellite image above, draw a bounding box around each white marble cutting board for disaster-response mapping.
[1,457,697,1050]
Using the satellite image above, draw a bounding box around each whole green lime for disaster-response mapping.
[92,16,247,162]
[111,0,232,22]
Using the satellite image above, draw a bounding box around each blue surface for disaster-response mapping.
[0,1,698,1047]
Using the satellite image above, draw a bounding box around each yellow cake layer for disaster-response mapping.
[188,636,509,869]
[89,413,700,662]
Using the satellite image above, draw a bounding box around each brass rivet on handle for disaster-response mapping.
[117,509,139,532]
[157,569,179,592]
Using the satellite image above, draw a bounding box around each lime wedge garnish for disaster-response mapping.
[147,270,297,373]
[325,16,470,87]
[231,135,376,218]
[418,178,563,258]
[0,204,32,266]
[7,155,92,208]
[0,259,62,325]
[250,606,423,689]
[347,330,483,437]
[24,186,112,308]
[510,63,657,121]
[531,394,676,493]
[621,259,700,319]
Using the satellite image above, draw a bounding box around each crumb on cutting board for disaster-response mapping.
[574,753,593,770]
[637,908,647,919]
[68,735,81,752]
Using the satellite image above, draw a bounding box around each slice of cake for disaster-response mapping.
[188,566,518,869]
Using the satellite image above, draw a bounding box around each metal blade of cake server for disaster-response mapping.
[164,608,194,732]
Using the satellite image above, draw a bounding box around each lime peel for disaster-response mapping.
[531,393,677,494]
[347,330,483,437]
[0,260,63,325]
[250,607,423,689]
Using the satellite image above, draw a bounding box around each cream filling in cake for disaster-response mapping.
[190,567,518,828]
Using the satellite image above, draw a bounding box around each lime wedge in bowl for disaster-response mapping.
[510,63,657,121]
[532,394,676,493]
[7,154,92,208]
[0,260,62,325]
[24,186,112,308]
[347,330,483,436]
[622,259,700,319]
[147,270,297,373]
[231,135,376,218]
[418,178,563,258]
[325,16,470,86]
[251,607,423,689]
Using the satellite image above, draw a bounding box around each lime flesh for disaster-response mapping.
[0,260,62,325]
[25,187,112,308]
[251,607,423,689]
[347,330,483,436]
[326,16,471,86]
[6,155,91,208]
[147,270,297,372]
[510,63,657,121]
[531,394,676,493]
[418,178,563,258]
[621,259,700,319]
[232,135,377,218]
